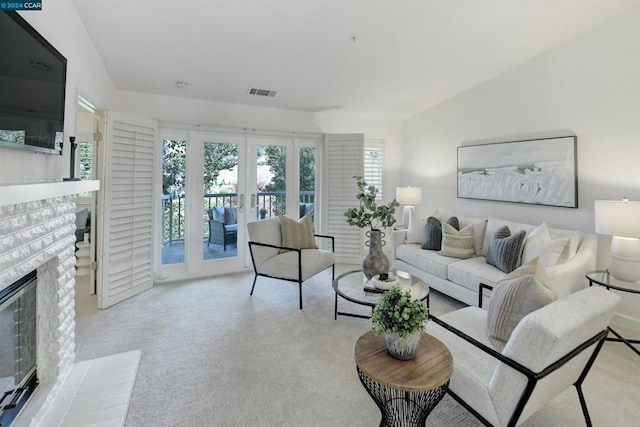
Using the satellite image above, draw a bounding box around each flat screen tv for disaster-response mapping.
[0,11,66,155]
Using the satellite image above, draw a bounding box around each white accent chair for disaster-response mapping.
[247,217,335,309]
[428,285,620,426]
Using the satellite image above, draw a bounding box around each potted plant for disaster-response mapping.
[259,208,268,219]
[371,285,428,360]
[344,176,399,280]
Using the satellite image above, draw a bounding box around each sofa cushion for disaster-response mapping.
[279,214,317,251]
[396,244,458,280]
[247,217,282,268]
[260,249,335,281]
[522,223,569,267]
[486,258,556,351]
[429,307,500,426]
[481,217,535,257]
[447,257,508,292]
[486,226,527,274]
[406,209,425,244]
[434,210,487,255]
[550,228,581,263]
[439,223,475,259]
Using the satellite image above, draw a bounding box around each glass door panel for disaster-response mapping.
[256,144,287,220]
[299,146,316,221]
[161,139,187,265]
[203,141,239,261]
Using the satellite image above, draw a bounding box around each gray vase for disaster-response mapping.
[385,331,422,360]
[362,229,390,280]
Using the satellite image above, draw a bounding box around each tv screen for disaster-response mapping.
[0,11,66,155]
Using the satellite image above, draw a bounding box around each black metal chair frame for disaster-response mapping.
[428,283,609,427]
[248,234,335,309]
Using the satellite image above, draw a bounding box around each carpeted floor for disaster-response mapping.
[74,265,639,426]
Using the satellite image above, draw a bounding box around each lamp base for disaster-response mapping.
[609,236,640,282]
[402,206,414,228]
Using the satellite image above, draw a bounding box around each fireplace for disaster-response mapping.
[0,271,38,426]
[0,180,98,425]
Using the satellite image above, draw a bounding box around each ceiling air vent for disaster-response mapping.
[248,87,277,97]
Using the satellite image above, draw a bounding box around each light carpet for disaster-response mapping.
[74,265,639,426]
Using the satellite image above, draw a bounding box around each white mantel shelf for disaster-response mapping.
[0,180,100,207]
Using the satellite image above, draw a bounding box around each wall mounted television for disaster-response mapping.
[0,11,67,155]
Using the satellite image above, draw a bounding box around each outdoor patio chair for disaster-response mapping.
[208,207,238,251]
[428,285,620,427]
[247,216,335,309]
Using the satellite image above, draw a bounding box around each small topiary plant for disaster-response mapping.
[371,285,428,338]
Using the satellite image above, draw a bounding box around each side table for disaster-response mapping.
[354,330,453,426]
[586,270,640,357]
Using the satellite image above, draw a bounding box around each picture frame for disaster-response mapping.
[457,136,577,208]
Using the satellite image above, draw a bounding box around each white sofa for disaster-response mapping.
[391,210,597,306]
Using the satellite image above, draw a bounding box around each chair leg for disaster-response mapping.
[575,384,593,427]
[250,275,258,295]
[299,281,303,310]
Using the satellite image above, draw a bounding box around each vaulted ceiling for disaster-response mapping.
[73,0,636,120]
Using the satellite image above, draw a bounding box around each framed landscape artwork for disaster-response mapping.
[457,136,578,208]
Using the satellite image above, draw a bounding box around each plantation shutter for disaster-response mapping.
[324,134,364,264]
[98,111,157,309]
[364,144,383,200]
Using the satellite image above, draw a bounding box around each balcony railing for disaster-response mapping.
[162,191,315,246]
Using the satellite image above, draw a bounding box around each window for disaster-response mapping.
[364,142,384,200]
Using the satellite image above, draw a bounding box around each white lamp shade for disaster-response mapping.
[594,200,640,238]
[396,187,422,205]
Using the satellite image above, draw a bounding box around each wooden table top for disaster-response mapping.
[354,330,453,392]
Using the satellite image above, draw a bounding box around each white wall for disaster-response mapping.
[111,90,322,134]
[401,8,640,329]
[0,1,114,185]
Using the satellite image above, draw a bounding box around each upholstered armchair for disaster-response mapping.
[247,215,335,309]
[208,206,238,251]
[428,285,620,427]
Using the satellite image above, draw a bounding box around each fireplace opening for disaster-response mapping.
[0,271,38,426]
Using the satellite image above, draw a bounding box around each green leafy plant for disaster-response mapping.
[371,286,428,338]
[343,176,400,230]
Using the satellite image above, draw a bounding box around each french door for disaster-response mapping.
[158,131,318,281]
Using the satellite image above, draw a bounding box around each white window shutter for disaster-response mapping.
[98,112,157,309]
[324,134,364,264]
[364,144,383,200]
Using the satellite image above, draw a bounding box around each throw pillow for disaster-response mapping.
[486,258,557,351]
[421,216,442,250]
[422,216,460,250]
[279,214,317,252]
[486,226,527,274]
[522,223,569,267]
[439,223,475,259]
[447,216,460,231]
[405,209,425,244]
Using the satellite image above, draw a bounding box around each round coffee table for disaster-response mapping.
[354,330,453,426]
[332,270,429,320]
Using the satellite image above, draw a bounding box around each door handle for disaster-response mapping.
[239,194,245,213]
[251,194,256,210]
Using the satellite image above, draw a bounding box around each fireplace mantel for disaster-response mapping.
[0,180,100,207]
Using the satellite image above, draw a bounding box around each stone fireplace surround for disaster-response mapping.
[0,181,97,425]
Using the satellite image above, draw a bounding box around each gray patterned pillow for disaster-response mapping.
[447,216,459,231]
[486,226,527,273]
[422,216,442,250]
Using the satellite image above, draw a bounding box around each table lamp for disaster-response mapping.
[396,187,423,228]
[594,199,640,282]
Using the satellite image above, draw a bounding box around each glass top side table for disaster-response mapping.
[585,270,640,357]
